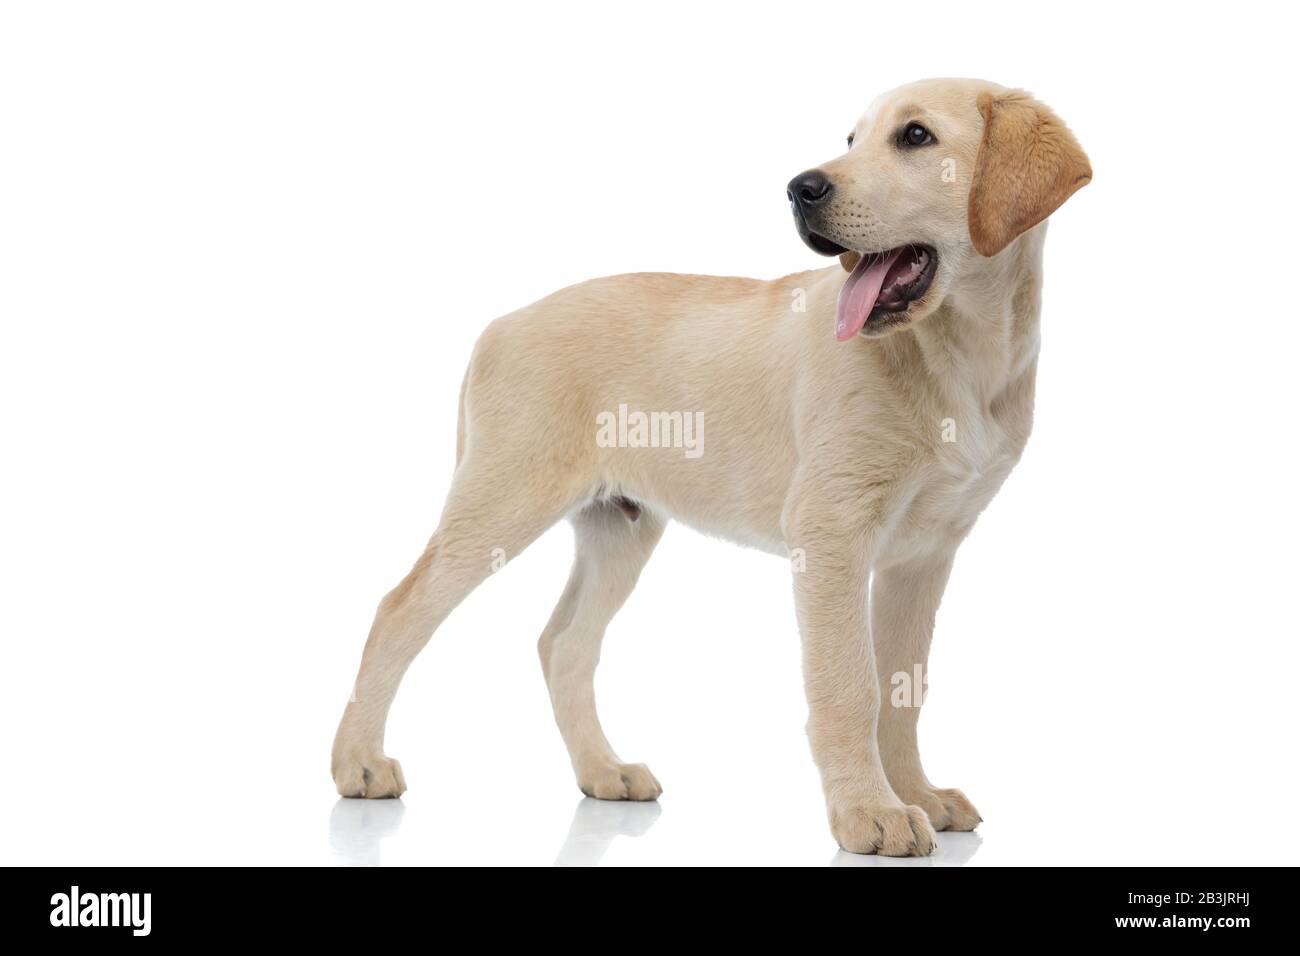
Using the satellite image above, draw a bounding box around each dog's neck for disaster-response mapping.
[881,224,1046,417]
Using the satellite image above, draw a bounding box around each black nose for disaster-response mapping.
[787,170,833,207]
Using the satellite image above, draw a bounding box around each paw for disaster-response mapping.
[333,753,407,799]
[828,799,936,856]
[896,785,982,831]
[577,762,662,801]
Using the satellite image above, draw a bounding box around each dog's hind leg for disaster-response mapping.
[539,499,666,801]
[331,454,584,798]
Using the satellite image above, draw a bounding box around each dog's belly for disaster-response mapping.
[663,502,790,557]
[673,515,789,557]
[602,448,794,557]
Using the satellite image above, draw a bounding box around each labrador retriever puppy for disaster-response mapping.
[332,78,1091,856]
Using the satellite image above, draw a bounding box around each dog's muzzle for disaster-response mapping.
[787,169,848,256]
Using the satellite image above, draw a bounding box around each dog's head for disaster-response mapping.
[787,79,1091,340]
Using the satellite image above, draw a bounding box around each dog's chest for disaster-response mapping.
[881,408,1028,566]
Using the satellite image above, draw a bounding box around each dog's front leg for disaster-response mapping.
[872,552,982,831]
[786,498,937,857]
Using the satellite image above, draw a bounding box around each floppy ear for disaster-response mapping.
[968,90,1091,257]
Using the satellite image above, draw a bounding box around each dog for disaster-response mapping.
[332,78,1091,856]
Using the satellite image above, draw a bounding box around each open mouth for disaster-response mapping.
[834,244,937,340]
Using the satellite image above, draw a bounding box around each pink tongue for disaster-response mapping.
[835,248,905,342]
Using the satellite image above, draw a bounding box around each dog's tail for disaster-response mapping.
[454,363,470,469]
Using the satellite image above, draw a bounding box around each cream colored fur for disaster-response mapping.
[331,78,1090,856]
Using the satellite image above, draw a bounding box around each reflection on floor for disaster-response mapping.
[554,798,662,866]
[329,797,406,866]
[328,795,980,866]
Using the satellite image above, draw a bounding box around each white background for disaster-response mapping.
[2,1,1297,867]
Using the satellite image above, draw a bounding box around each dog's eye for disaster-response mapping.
[846,132,855,149]
[900,123,934,147]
